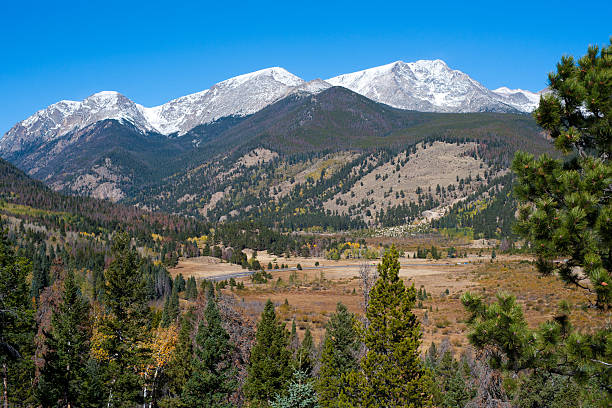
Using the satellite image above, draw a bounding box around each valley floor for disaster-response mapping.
[171,251,601,351]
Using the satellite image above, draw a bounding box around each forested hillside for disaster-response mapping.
[3,86,554,237]
[0,157,315,272]
[125,88,552,233]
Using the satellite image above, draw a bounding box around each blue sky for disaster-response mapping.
[1,0,610,134]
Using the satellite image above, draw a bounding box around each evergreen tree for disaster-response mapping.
[512,40,612,308]
[37,269,93,408]
[185,277,198,300]
[350,246,430,407]
[463,41,612,402]
[244,300,293,406]
[182,290,236,408]
[163,312,194,406]
[270,370,319,408]
[295,326,314,375]
[0,233,35,406]
[162,284,180,328]
[30,248,49,300]
[175,274,186,293]
[425,344,476,408]
[289,319,299,351]
[317,303,360,408]
[169,284,179,318]
[97,233,150,408]
[462,291,610,403]
[161,294,171,328]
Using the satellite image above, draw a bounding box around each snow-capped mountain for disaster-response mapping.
[141,67,318,135]
[0,68,329,155]
[326,60,523,113]
[491,87,541,113]
[1,60,543,158]
[0,92,155,155]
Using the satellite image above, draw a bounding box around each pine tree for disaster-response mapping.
[270,369,319,408]
[295,325,314,375]
[353,246,430,407]
[163,312,194,406]
[426,344,475,408]
[462,291,610,402]
[185,276,198,300]
[477,41,612,400]
[0,233,35,407]
[182,289,236,408]
[30,248,49,300]
[184,277,191,299]
[37,269,93,408]
[169,284,179,318]
[161,294,170,327]
[317,303,360,408]
[175,274,186,293]
[512,40,612,308]
[244,300,293,406]
[96,233,150,408]
[162,284,180,328]
[290,319,299,351]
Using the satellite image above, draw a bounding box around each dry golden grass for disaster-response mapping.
[221,257,607,349]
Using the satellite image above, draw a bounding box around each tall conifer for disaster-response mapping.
[244,300,293,406]
[356,246,430,407]
[37,270,92,407]
[163,312,194,405]
[295,326,314,375]
[182,290,236,407]
[97,233,150,408]
[317,303,360,408]
[0,233,35,406]
[513,40,612,308]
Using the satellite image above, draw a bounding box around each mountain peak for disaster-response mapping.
[218,66,303,88]
[493,86,530,95]
[326,59,517,113]
[84,91,133,105]
[411,58,449,67]
[89,90,123,98]
[491,86,541,112]
[1,67,316,146]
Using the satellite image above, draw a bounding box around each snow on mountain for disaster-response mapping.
[0,67,324,155]
[292,79,332,94]
[326,60,519,113]
[491,87,541,112]
[0,91,155,155]
[1,61,540,158]
[141,67,311,135]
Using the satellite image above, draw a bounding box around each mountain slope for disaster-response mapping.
[142,67,320,135]
[491,87,542,112]
[0,68,327,157]
[125,86,552,224]
[186,86,547,157]
[0,156,205,237]
[10,119,193,201]
[326,60,521,113]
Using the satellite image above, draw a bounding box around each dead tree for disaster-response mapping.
[359,261,378,320]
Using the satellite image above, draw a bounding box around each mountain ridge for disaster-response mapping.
[1,60,540,159]
[0,67,325,156]
[326,60,540,114]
